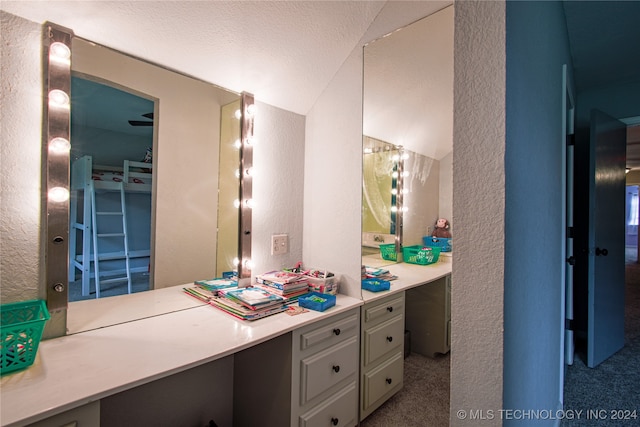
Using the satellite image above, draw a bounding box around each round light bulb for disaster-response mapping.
[392,172,399,178]
[49,137,71,154]
[232,257,240,267]
[48,187,69,202]
[233,199,241,208]
[391,189,398,195]
[245,104,256,117]
[49,89,70,107]
[234,109,242,120]
[391,206,398,213]
[49,42,71,63]
[234,139,242,149]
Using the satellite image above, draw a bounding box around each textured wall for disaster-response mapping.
[252,102,306,275]
[451,1,506,424]
[0,15,44,301]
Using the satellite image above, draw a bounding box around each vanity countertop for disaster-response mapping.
[361,259,452,303]
[0,286,363,427]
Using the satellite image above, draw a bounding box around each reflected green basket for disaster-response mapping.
[402,245,441,265]
[1,300,50,375]
[379,243,398,261]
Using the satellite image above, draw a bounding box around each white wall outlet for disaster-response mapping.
[271,234,288,255]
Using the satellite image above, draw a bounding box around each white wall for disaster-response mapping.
[451,1,506,423]
[0,12,52,322]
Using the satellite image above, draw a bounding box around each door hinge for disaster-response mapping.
[565,319,574,330]
[566,134,575,146]
[567,226,574,238]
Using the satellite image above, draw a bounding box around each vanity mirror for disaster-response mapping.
[361,5,453,267]
[44,27,250,334]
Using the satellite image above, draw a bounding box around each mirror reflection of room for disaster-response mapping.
[65,37,243,333]
[361,6,453,269]
[68,76,154,301]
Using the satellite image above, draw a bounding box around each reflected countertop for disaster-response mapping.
[361,257,452,304]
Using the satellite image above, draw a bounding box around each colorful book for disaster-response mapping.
[219,287,285,310]
[208,296,289,321]
[256,270,304,284]
[194,278,237,292]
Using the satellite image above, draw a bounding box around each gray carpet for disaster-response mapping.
[360,352,450,427]
[561,257,640,426]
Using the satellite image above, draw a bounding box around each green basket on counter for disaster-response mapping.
[1,300,50,375]
[402,245,441,265]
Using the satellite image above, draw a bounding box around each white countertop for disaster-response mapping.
[0,287,363,427]
[361,258,452,303]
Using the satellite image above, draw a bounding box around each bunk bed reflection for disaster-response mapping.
[69,155,152,299]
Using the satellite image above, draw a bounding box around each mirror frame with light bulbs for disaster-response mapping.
[44,22,73,311]
[43,22,254,313]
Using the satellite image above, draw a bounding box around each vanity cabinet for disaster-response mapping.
[292,309,360,427]
[405,274,451,357]
[233,308,360,427]
[359,293,405,421]
[26,402,99,427]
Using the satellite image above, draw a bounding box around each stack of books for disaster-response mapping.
[213,287,289,320]
[363,265,398,282]
[183,276,238,302]
[254,270,311,302]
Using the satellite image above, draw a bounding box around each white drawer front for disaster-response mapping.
[300,336,358,404]
[298,381,357,427]
[363,351,403,408]
[363,295,404,324]
[364,314,404,365]
[299,312,359,352]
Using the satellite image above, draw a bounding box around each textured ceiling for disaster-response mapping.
[1,0,387,115]
[2,0,639,159]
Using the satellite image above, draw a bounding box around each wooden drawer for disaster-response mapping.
[298,312,359,352]
[362,351,404,408]
[363,314,403,365]
[300,336,358,404]
[298,381,358,427]
[363,295,404,324]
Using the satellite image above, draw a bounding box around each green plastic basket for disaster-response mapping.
[402,245,441,265]
[1,300,50,375]
[379,243,398,261]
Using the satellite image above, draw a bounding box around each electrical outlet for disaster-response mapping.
[271,234,288,255]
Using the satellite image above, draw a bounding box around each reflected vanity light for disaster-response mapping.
[238,92,255,283]
[44,22,73,311]
[234,109,242,120]
[234,138,242,149]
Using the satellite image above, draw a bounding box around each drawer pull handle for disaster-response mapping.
[333,328,341,336]
[387,306,393,312]
[386,378,393,384]
[386,336,393,342]
[332,365,340,373]
[331,417,339,426]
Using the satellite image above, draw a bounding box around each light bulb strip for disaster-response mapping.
[237,92,255,282]
[44,22,74,311]
[394,148,405,254]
